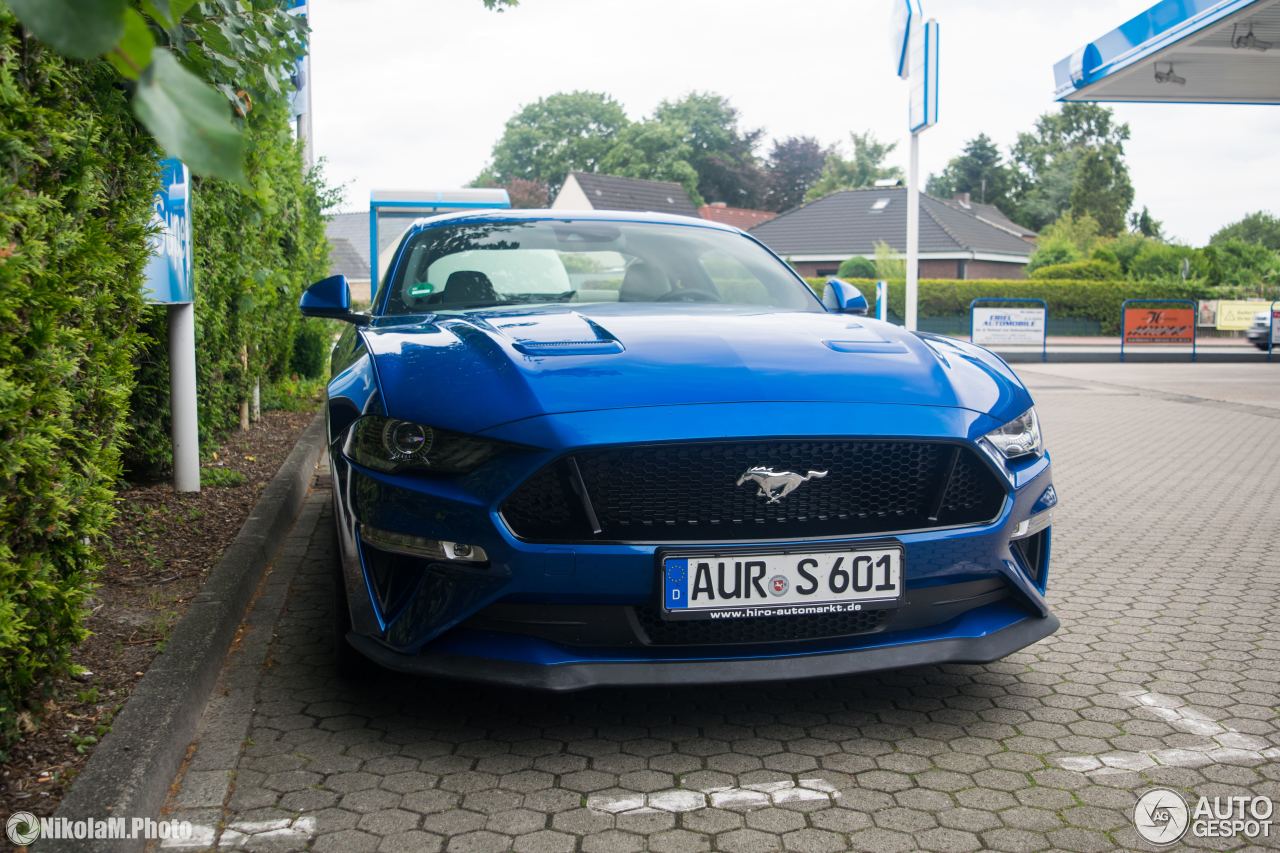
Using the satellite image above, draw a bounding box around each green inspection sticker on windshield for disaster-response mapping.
[409,282,435,297]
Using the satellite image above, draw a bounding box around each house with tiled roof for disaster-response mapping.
[748,186,1036,279]
[551,172,700,217]
[698,202,778,230]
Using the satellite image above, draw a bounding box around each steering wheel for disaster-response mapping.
[657,287,720,303]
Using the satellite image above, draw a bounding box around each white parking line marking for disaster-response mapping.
[161,816,318,849]
[587,778,840,814]
[1057,690,1280,776]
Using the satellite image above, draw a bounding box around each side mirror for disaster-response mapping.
[299,275,369,325]
[822,278,869,315]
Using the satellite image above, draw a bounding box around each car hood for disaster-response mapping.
[362,304,1031,435]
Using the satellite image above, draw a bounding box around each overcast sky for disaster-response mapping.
[307,0,1280,244]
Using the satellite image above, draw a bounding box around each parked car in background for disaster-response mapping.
[300,210,1058,689]
[1245,310,1272,351]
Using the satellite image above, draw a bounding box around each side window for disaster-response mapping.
[561,251,626,302]
[699,250,770,304]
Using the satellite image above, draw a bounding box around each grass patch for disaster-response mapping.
[201,467,249,488]
[262,376,326,413]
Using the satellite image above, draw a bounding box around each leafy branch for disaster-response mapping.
[4,0,516,182]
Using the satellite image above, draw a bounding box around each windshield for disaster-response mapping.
[378,219,820,315]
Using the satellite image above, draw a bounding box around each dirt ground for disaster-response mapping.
[0,407,319,820]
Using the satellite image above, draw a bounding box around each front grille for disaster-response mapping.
[634,605,890,646]
[501,440,1006,543]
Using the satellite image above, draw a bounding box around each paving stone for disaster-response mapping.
[163,383,1280,853]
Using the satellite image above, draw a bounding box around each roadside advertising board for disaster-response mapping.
[142,158,192,305]
[1273,307,1280,345]
[972,307,1046,346]
[1123,307,1195,344]
[1215,300,1269,331]
[1196,300,1217,327]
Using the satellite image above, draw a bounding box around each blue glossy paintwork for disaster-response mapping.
[362,307,1033,437]
[300,274,352,316]
[316,210,1055,678]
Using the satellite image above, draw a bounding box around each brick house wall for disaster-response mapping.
[788,259,1026,280]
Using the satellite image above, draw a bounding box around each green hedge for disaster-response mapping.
[124,71,333,474]
[806,278,1208,335]
[0,15,157,750]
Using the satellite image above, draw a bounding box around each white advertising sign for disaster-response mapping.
[972,307,1046,346]
[1272,308,1280,345]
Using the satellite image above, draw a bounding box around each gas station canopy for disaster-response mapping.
[1054,0,1280,103]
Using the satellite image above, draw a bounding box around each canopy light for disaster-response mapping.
[1154,63,1186,85]
[1233,22,1272,51]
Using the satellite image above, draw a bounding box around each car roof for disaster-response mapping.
[402,208,745,236]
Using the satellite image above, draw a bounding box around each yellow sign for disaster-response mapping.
[1216,300,1270,331]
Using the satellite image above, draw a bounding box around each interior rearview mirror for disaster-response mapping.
[299,275,369,325]
[822,278,869,315]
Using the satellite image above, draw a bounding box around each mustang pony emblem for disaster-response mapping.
[736,466,828,504]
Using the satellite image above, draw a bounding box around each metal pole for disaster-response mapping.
[168,302,200,492]
[905,132,920,331]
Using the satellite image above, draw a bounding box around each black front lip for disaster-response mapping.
[345,611,1060,691]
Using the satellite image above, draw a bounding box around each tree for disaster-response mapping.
[1129,206,1164,239]
[653,92,765,207]
[1026,212,1100,273]
[598,120,703,204]
[503,178,550,208]
[1068,148,1133,235]
[1211,211,1280,250]
[805,132,903,201]
[925,134,1014,211]
[764,136,827,212]
[1009,103,1133,234]
[480,91,630,196]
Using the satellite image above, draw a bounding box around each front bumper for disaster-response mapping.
[329,402,1057,686]
[347,603,1059,690]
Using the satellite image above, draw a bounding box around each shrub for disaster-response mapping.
[1026,239,1079,273]
[1030,259,1122,280]
[1128,241,1203,280]
[291,320,331,380]
[806,277,1207,335]
[0,15,157,752]
[837,256,877,279]
[873,241,904,281]
[1201,238,1280,288]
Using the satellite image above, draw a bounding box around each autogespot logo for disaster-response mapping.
[6,811,40,845]
[1134,789,1190,845]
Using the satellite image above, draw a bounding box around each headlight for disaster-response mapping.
[983,407,1043,460]
[344,416,507,474]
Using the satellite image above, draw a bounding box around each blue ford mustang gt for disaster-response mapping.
[300,210,1058,689]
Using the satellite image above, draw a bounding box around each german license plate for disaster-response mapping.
[660,546,902,620]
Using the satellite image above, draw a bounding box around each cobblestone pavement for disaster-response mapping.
[161,366,1280,852]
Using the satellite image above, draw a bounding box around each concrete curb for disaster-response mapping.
[44,412,327,852]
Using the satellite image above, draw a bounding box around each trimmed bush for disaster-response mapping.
[837,256,877,279]
[0,15,157,750]
[1030,259,1122,280]
[806,277,1207,335]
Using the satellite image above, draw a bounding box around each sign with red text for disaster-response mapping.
[1124,307,1195,344]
